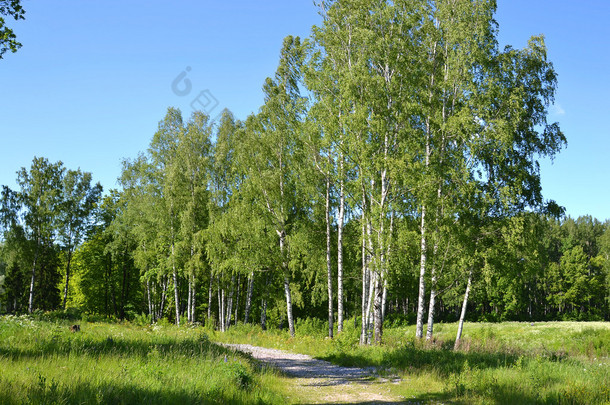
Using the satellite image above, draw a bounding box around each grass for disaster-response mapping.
[2,314,608,404]
[213,319,610,404]
[0,315,285,405]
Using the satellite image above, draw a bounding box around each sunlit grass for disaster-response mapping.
[0,316,285,405]
[3,315,608,404]
[213,319,610,404]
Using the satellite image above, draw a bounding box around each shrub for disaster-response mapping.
[295,317,327,338]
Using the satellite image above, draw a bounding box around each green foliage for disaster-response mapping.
[294,317,328,338]
[2,1,609,350]
[0,0,25,58]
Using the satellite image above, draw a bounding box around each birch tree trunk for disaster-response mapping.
[381,280,388,323]
[172,243,180,326]
[336,117,346,334]
[219,279,225,332]
[147,279,153,322]
[207,272,213,321]
[234,274,241,326]
[260,295,267,330]
[416,205,427,339]
[373,271,383,344]
[279,230,296,337]
[226,274,235,329]
[455,269,473,350]
[187,276,193,323]
[365,217,376,344]
[62,248,73,310]
[191,274,196,323]
[426,267,437,340]
[337,157,345,333]
[360,201,369,345]
[325,167,334,339]
[244,271,254,323]
[365,270,376,344]
[417,38,437,340]
[28,245,39,314]
[159,276,168,320]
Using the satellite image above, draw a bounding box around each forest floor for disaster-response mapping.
[222,343,407,404]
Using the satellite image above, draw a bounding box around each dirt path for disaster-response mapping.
[222,343,406,404]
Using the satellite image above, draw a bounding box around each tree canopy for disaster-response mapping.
[2,0,607,342]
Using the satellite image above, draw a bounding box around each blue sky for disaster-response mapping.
[1,1,608,220]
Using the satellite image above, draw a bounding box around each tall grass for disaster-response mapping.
[213,319,610,404]
[0,315,285,405]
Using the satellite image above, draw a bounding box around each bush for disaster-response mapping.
[31,308,82,322]
[129,312,152,326]
[384,313,416,327]
[295,317,328,338]
[224,361,252,389]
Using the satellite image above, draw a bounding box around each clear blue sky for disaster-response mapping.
[1,1,608,220]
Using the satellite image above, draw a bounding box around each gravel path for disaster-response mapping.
[222,343,376,385]
[222,343,406,403]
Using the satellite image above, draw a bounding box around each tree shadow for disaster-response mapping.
[320,342,520,378]
[310,343,569,404]
[0,379,261,405]
[0,332,235,362]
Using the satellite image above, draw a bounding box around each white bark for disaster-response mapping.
[455,269,473,350]
[360,210,369,345]
[279,230,295,337]
[187,275,192,323]
[416,204,427,339]
[373,271,383,344]
[191,274,196,323]
[28,246,39,314]
[219,278,225,332]
[337,170,345,333]
[244,271,254,323]
[234,274,241,326]
[381,280,388,324]
[146,279,152,322]
[365,270,376,344]
[159,276,168,320]
[226,274,235,330]
[325,167,334,339]
[417,38,437,339]
[426,267,437,340]
[207,273,213,322]
[172,242,180,326]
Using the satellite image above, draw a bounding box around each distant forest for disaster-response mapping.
[1,1,608,344]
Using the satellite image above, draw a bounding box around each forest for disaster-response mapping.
[1,0,609,347]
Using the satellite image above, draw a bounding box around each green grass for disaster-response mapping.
[3,315,608,404]
[0,315,285,405]
[213,319,610,404]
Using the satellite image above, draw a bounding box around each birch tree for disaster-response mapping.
[239,36,307,337]
[14,158,64,313]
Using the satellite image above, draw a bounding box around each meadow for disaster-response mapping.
[214,318,610,404]
[0,315,284,405]
[1,314,609,404]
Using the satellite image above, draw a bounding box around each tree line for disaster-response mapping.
[1,0,608,344]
